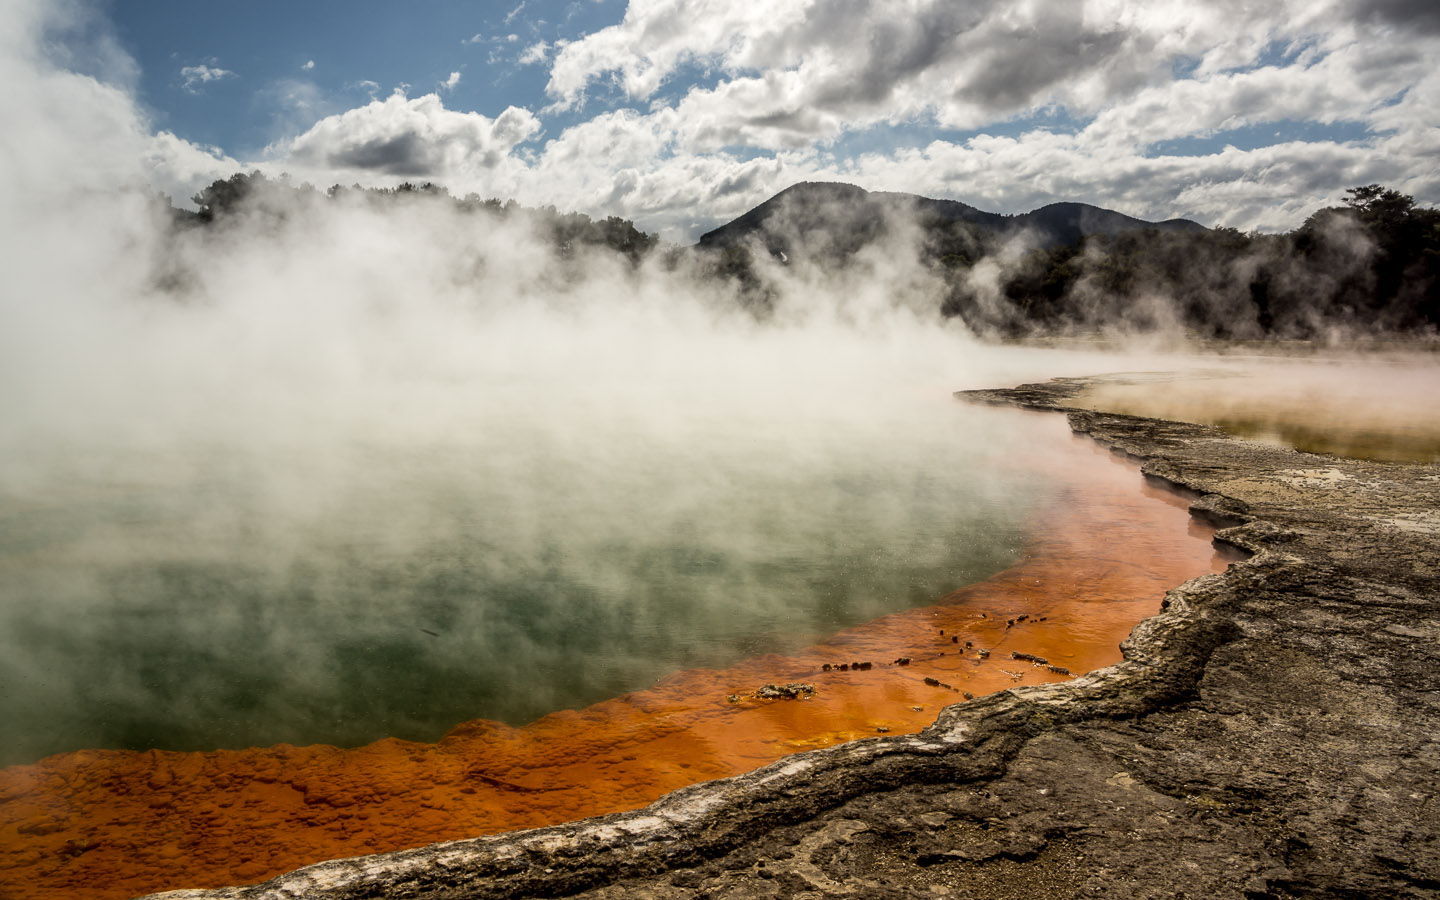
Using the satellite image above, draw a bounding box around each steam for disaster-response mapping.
[0,171,1112,762]
[1073,359,1440,463]
[5,0,1430,767]
[0,3,1189,763]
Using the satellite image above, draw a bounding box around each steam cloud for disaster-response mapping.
[2,0,1433,766]
[0,0,1184,763]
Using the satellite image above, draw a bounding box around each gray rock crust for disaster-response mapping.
[147,375,1440,900]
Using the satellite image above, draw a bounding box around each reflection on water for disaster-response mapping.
[1072,362,1440,463]
[0,411,1229,900]
[0,401,1043,766]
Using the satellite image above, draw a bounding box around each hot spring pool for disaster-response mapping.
[0,401,1230,900]
[0,393,1054,766]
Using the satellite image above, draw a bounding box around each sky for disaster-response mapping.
[36,0,1440,239]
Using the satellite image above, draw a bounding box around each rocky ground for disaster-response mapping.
[151,376,1440,900]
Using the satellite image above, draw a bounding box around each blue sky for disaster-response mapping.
[82,0,1440,239]
[113,0,620,156]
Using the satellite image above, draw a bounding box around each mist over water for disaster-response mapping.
[0,372,1057,764]
[0,106,1102,763]
[12,0,1428,772]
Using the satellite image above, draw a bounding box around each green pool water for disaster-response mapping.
[0,401,1053,766]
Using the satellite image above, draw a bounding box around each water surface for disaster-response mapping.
[0,409,1229,900]
[0,393,1046,765]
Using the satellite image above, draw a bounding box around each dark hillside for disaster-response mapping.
[697,182,1205,253]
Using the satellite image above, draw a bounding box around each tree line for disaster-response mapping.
[948,185,1440,338]
[172,174,1438,337]
[177,172,658,264]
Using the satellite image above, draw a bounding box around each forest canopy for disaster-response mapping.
[170,175,1439,340]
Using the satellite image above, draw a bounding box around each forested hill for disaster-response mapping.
[696,182,1206,253]
[174,172,658,263]
[168,174,1439,339]
[693,182,1439,339]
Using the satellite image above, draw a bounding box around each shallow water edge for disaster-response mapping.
[0,407,1226,900]
[126,373,1440,899]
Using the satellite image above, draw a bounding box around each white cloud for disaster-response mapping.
[143,131,241,205]
[1079,36,1434,151]
[542,0,1411,151]
[518,41,551,66]
[831,131,1435,234]
[494,84,1437,242]
[505,1,528,25]
[179,63,235,94]
[440,70,461,91]
[16,0,1436,246]
[461,0,1433,239]
[273,92,541,181]
[302,60,315,71]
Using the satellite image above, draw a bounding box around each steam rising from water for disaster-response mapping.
[0,177,1116,763]
[6,0,1432,767]
[0,5,1143,763]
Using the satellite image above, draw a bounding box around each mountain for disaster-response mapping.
[696,182,1206,254]
[1019,201,1207,247]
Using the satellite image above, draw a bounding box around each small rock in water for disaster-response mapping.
[951,636,959,644]
[977,649,991,659]
[894,657,912,666]
[1012,651,1049,665]
[753,683,816,701]
[1046,665,1073,675]
[962,691,975,700]
[875,726,890,733]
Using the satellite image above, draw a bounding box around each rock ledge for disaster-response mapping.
[148,376,1440,900]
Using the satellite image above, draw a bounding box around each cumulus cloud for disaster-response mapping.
[20,0,1438,244]
[1351,0,1440,33]
[546,1,1306,132]
[275,92,540,179]
[542,0,1429,154]
[302,59,315,71]
[836,131,1438,233]
[0,0,237,210]
[179,62,235,94]
[143,131,241,204]
[467,0,1431,238]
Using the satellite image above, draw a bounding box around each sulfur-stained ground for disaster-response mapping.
[149,375,1440,900]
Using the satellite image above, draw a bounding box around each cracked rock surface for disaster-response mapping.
[149,376,1440,900]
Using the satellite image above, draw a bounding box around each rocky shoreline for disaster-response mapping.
[149,375,1440,899]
